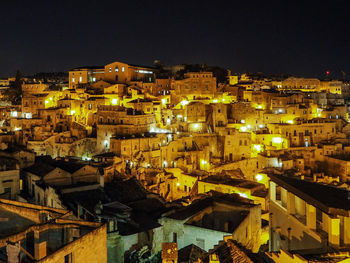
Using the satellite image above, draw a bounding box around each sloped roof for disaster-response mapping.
[178,244,208,263]
[166,192,255,221]
[24,162,55,177]
[104,178,148,204]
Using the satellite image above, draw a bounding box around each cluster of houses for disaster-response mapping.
[1,61,350,262]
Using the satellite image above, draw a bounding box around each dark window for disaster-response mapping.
[2,179,13,183]
[173,232,177,243]
[65,253,73,263]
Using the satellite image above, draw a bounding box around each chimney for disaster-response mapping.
[99,174,104,188]
[6,242,20,263]
[224,222,229,232]
[35,241,47,260]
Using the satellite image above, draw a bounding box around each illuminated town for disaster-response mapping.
[2,1,350,262]
[2,61,350,263]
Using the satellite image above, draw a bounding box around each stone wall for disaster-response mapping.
[38,224,107,263]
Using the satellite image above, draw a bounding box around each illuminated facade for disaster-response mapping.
[2,60,350,261]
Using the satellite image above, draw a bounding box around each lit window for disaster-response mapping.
[79,76,82,82]
[72,78,75,83]
[122,67,125,72]
[115,67,119,72]
[109,68,112,72]
[92,77,96,82]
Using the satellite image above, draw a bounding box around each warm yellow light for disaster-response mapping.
[239,193,248,198]
[111,98,118,105]
[180,100,189,106]
[176,182,180,186]
[253,144,262,152]
[257,105,262,109]
[256,174,263,182]
[161,98,167,104]
[201,159,207,165]
[240,126,247,132]
[14,127,21,131]
[286,120,294,124]
[213,99,218,103]
[272,137,282,144]
[71,110,76,115]
[49,97,52,101]
[82,155,91,161]
[45,100,49,104]
[241,120,245,123]
[193,123,199,129]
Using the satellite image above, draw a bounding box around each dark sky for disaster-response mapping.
[1,0,350,78]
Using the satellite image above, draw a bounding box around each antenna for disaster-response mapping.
[341,70,346,81]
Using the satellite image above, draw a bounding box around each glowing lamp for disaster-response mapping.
[239,193,248,198]
[240,126,247,132]
[272,137,282,144]
[111,98,118,105]
[286,120,293,124]
[253,144,262,152]
[161,98,167,104]
[180,100,189,106]
[256,174,263,182]
[70,110,76,115]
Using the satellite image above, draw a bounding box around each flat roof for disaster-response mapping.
[269,174,350,215]
[0,207,35,238]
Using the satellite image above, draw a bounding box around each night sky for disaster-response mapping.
[1,0,350,78]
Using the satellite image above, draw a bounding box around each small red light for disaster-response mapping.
[326,70,330,75]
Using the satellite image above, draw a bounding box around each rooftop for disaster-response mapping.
[201,175,263,190]
[166,192,255,221]
[269,174,350,215]
[0,207,35,238]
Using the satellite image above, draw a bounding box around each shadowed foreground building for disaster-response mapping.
[0,199,107,263]
[155,192,262,254]
[269,174,350,254]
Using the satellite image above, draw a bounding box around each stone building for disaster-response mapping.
[269,174,350,253]
[154,192,262,254]
[0,198,107,263]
